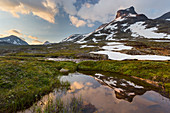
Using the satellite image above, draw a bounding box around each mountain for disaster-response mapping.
[62,34,84,42]
[43,41,51,45]
[156,12,170,21]
[62,6,170,43]
[0,35,29,45]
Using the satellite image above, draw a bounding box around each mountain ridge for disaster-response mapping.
[0,35,29,45]
[62,6,170,43]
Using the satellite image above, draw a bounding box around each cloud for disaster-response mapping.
[60,0,77,15]
[76,0,170,24]
[0,34,8,38]
[28,35,38,40]
[85,3,92,8]
[88,24,95,27]
[0,0,170,26]
[77,0,128,23]
[7,29,23,36]
[0,0,58,23]
[69,15,86,27]
[32,40,43,44]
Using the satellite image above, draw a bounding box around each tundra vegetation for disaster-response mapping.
[0,55,169,112]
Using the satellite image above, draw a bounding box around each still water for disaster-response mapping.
[23,72,170,113]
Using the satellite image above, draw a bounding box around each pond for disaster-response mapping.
[21,72,170,113]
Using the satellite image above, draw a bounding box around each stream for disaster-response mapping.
[21,72,170,113]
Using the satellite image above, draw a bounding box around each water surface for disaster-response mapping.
[22,72,170,113]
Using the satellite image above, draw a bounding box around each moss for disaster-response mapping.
[0,57,77,112]
[0,57,170,112]
[165,83,170,94]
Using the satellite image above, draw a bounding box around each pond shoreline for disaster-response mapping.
[0,56,169,112]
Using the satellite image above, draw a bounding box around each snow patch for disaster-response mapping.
[94,33,108,36]
[105,23,117,30]
[106,34,113,40]
[13,40,17,44]
[104,79,117,86]
[128,22,170,39]
[95,73,105,77]
[92,38,100,43]
[150,40,170,42]
[126,81,144,89]
[120,83,127,86]
[102,45,133,51]
[128,14,137,17]
[122,23,128,27]
[102,42,133,51]
[114,17,126,22]
[76,41,87,44]
[90,51,170,61]
[80,45,95,48]
[107,42,124,45]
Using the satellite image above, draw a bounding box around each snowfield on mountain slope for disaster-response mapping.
[91,50,170,60]
[80,45,95,48]
[90,41,170,61]
[102,45,133,51]
[127,22,170,39]
[102,42,133,51]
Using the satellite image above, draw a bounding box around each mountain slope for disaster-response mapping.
[63,6,170,44]
[0,35,29,45]
[43,41,51,45]
[156,12,170,21]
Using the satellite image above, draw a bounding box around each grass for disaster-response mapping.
[0,56,170,112]
[0,57,77,113]
[77,60,170,95]
[32,96,96,113]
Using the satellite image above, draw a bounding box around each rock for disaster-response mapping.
[116,6,137,19]
[125,49,145,55]
[75,53,108,60]
[60,68,69,73]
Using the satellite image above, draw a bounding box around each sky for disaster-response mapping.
[0,0,170,45]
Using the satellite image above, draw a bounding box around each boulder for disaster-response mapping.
[60,68,69,73]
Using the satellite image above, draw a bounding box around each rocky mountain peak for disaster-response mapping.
[116,6,137,19]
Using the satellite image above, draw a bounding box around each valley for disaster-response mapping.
[0,6,170,113]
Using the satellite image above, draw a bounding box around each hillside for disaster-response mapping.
[0,35,29,45]
[63,6,170,43]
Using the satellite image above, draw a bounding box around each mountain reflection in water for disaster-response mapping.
[21,72,170,113]
[59,72,170,113]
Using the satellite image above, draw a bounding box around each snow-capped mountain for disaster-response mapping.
[62,34,85,42]
[62,6,170,43]
[0,35,29,45]
[43,41,51,45]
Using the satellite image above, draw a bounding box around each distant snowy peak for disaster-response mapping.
[43,41,51,45]
[0,35,28,45]
[62,34,85,42]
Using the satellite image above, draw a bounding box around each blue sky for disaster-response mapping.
[0,0,169,44]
